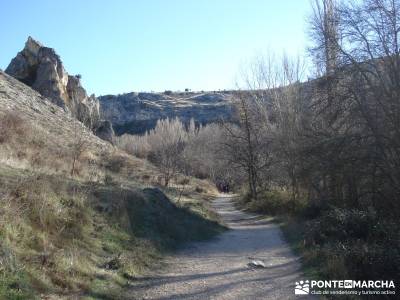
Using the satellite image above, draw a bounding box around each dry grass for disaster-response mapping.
[0,167,223,299]
[0,108,219,196]
[0,112,27,144]
[0,175,93,294]
[0,107,221,299]
[0,73,222,299]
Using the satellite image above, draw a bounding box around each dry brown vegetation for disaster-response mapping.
[114,0,400,286]
[0,167,222,299]
[116,118,233,189]
[231,0,400,285]
[0,72,223,299]
[0,112,26,144]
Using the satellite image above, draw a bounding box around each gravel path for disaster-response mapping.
[127,196,315,300]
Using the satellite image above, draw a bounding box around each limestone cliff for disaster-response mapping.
[99,92,234,135]
[5,37,112,142]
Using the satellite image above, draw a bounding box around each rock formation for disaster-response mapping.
[6,37,112,142]
[99,92,234,135]
[94,120,114,143]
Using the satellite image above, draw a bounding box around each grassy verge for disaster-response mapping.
[279,217,324,279]
[0,166,225,300]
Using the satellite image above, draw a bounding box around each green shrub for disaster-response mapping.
[299,208,400,280]
[0,269,33,300]
[306,208,377,244]
[246,190,305,216]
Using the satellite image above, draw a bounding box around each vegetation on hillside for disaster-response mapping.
[0,167,223,300]
[0,104,224,299]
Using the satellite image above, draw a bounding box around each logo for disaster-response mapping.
[295,280,310,294]
[295,279,396,296]
[344,280,353,288]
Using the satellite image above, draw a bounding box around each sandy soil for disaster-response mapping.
[127,196,316,300]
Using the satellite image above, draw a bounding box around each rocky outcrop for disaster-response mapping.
[94,120,115,143]
[99,92,234,135]
[0,70,110,150]
[6,37,112,142]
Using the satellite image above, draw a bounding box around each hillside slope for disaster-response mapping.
[0,71,224,299]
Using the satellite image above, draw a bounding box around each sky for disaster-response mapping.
[0,0,312,95]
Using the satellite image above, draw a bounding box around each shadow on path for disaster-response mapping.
[127,196,317,300]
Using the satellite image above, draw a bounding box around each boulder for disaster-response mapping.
[94,120,115,143]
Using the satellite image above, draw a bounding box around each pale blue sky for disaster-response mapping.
[1,0,311,95]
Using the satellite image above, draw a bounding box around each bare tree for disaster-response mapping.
[268,55,307,202]
[147,118,188,186]
[309,0,340,76]
[335,0,400,209]
[222,90,274,200]
[222,53,307,201]
[70,119,88,177]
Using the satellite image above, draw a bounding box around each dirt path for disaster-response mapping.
[127,196,315,299]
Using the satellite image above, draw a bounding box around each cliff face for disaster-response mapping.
[6,37,233,137]
[99,92,234,135]
[5,37,113,141]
